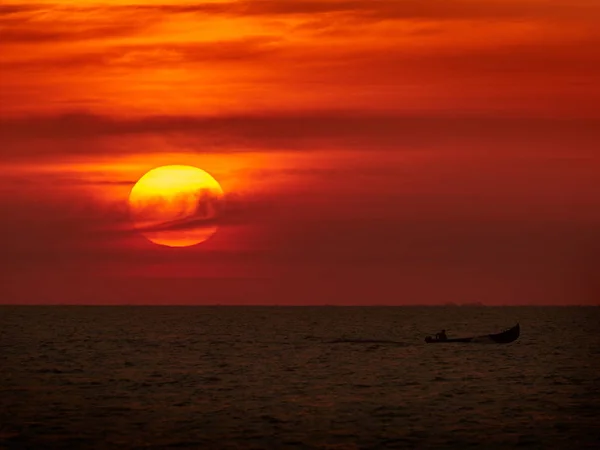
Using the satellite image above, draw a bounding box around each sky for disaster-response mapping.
[1,0,599,305]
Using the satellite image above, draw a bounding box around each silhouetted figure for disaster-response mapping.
[435,329,448,341]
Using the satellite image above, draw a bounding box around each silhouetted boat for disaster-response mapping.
[425,323,520,344]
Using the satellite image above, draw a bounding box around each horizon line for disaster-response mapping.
[0,304,597,307]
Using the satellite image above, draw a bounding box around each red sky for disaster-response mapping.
[1,0,599,305]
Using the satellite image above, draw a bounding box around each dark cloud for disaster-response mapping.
[2,33,597,113]
[4,1,598,41]
[322,39,600,80]
[3,1,598,48]
[0,4,41,15]
[3,1,597,21]
[0,3,159,43]
[130,0,599,21]
[0,23,153,44]
[2,111,599,156]
[0,36,281,68]
[53,178,137,187]
[1,1,597,56]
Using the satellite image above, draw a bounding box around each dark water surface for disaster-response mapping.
[1,306,599,449]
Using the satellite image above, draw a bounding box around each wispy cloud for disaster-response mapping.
[1,1,598,118]
[1,36,282,69]
[85,1,600,21]
[0,23,152,44]
[2,112,599,155]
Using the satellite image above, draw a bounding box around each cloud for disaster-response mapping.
[2,29,597,120]
[2,111,599,156]
[127,0,600,21]
[0,3,160,44]
[0,36,282,70]
[0,4,41,16]
[1,1,598,121]
[3,1,598,48]
[4,1,598,21]
[0,23,152,44]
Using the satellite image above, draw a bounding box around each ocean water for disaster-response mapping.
[1,306,598,449]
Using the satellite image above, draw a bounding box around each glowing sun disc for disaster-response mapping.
[128,165,224,247]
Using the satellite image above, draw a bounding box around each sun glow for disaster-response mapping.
[128,165,224,247]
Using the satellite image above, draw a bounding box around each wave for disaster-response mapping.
[326,338,412,346]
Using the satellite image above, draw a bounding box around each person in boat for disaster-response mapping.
[435,329,448,341]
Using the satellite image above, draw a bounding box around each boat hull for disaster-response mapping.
[425,323,519,344]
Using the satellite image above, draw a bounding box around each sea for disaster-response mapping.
[1,306,598,449]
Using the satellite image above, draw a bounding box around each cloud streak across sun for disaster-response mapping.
[1,0,599,304]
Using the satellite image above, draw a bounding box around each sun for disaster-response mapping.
[128,165,224,247]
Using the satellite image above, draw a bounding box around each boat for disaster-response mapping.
[424,323,520,344]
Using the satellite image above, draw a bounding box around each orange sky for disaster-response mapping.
[1,0,599,305]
